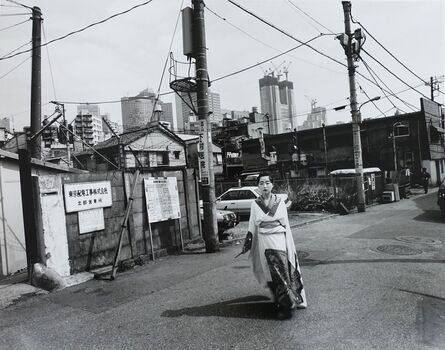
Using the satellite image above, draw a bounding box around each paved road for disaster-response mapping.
[0,191,444,349]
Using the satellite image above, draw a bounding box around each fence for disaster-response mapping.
[215,173,385,212]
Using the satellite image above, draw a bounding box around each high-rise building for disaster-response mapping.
[300,101,326,130]
[121,88,173,132]
[0,117,12,133]
[175,90,222,131]
[259,75,295,134]
[74,104,104,147]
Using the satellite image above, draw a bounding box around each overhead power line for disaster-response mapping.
[205,5,344,75]
[0,54,31,80]
[351,15,428,85]
[5,0,33,10]
[227,0,346,68]
[0,0,155,61]
[0,18,30,32]
[211,34,323,83]
[359,55,416,112]
[1,40,31,58]
[286,0,335,34]
[361,48,430,100]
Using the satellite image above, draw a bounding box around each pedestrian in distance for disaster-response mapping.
[421,167,431,194]
[238,172,307,320]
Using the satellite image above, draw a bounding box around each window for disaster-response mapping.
[156,152,168,165]
[220,191,239,201]
[238,190,257,200]
[390,123,410,137]
[174,151,180,159]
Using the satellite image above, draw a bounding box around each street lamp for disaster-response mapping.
[358,96,381,122]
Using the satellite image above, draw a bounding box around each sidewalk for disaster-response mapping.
[0,211,335,310]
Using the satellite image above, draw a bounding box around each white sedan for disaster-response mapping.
[216,186,291,216]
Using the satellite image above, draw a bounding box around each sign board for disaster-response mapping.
[370,174,376,190]
[78,208,105,234]
[198,120,210,185]
[144,177,181,223]
[64,181,112,213]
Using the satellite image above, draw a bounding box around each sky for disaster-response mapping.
[0,0,444,132]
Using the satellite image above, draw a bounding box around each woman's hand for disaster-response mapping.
[242,231,253,254]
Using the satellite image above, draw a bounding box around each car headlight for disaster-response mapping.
[223,214,231,221]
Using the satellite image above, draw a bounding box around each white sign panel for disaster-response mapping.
[198,120,210,186]
[370,173,376,190]
[78,208,105,234]
[144,177,181,223]
[64,181,112,213]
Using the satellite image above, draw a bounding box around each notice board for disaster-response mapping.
[144,177,181,223]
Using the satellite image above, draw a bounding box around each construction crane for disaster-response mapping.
[304,95,317,110]
[282,61,292,81]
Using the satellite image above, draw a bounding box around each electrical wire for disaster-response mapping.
[212,34,323,83]
[5,0,33,10]
[357,84,388,117]
[286,0,335,35]
[227,0,347,69]
[1,40,31,58]
[0,54,30,80]
[359,55,418,111]
[205,5,344,76]
[143,0,183,152]
[0,0,155,61]
[55,119,119,169]
[0,17,30,32]
[351,15,428,85]
[0,12,30,16]
[361,48,429,100]
[42,23,57,100]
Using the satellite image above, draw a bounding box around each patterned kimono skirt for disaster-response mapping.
[257,231,306,310]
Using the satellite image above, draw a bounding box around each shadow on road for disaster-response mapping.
[161,295,278,320]
[411,193,444,224]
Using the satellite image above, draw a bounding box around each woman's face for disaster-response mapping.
[258,176,273,196]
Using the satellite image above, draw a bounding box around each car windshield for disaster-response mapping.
[440,177,445,189]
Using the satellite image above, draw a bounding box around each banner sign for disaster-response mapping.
[144,177,181,223]
[64,181,112,213]
[198,119,210,186]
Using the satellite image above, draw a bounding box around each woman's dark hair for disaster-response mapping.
[256,172,274,185]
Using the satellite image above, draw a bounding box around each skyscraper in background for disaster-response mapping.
[301,101,327,130]
[259,74,296,134]
[121,88,173,132]
[75,103,103,145]
[175,90,222,131]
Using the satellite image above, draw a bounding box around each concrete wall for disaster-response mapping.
[63,169,200,273]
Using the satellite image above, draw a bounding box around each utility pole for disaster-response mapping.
[341,1,366,212]
[30,6,42,159]
[192,0,218,252]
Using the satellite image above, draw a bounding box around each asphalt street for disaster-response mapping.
[0,190,444,350]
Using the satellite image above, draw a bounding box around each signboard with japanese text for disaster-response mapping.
[198,119,210,185]
[78,208,105,234]
[144,177,181,223]
[63,181,112,213]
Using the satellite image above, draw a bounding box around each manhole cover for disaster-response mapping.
[395,236,442,245]
[298,251,310,259]
[375,244,422,256]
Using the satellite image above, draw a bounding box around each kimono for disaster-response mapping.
[247,194,307,310]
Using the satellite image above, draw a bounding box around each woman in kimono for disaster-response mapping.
[242,173,307,319]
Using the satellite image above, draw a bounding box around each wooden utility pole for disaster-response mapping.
[30,6,42,159]
[192,0,218,252]
[341,1,366,212]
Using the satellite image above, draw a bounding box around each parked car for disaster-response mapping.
[215,186,292,216]
[200,202,239,241]
[438,177,445,218]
